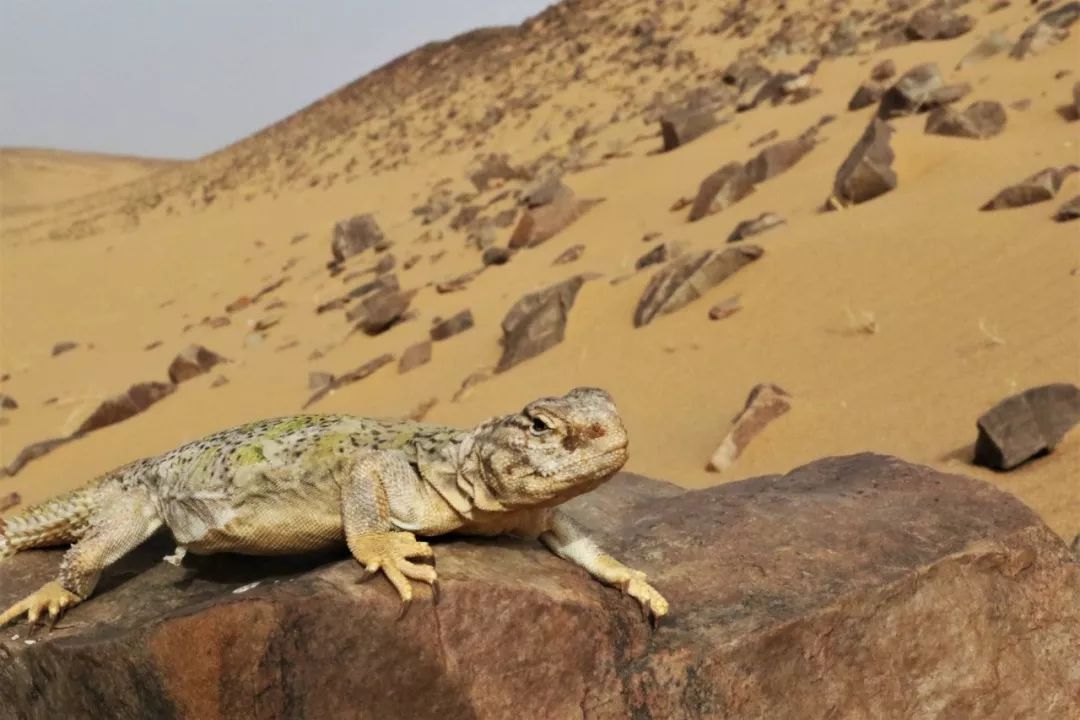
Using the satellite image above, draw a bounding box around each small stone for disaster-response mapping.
[508,182,599,249]
[878,64,968,119]
[1053,195,1080,222]
[209,375,229,389]
[707,384,792,472]
[75,381,176,436]
[660,107,720,151]
[452,370,491,402]
[167,345,229,384]
[634,246,764,327]
[0,491,20,512]
[635,242,681,271]
[708,295,743,321]
[553,244,585,265]
[925,101,1007,139]
[302,354,394,409]
[468,153,530,192]
[482,246,513,266]
[407,398,438,421]
[669,196,693,212]
[981,166,1078,210]
[430,310,475,341]
[331,214,386,262]
[728,213,786,242]
[848,82,885,111]
[870,59,896,81]
[956,32,1013,70]
[905,7,974,41]
[687,162,755,222]
[347,289,414,335]
[0,394,17,410]
[51,341,78,357]
[436,270,481,294]
[973,383,1080,470]
[398,341,432,374]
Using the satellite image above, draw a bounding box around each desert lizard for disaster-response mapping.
[0,387,668,628]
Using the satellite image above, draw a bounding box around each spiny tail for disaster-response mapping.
[0,477,107,559]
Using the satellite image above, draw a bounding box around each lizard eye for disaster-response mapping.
[529,415,552,435]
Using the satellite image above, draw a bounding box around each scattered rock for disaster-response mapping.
[635,242,682,271]
[209,375,229,389]
[980,166,1078,210]
[925,101,1007,139]
[1011,2,1078,59]
[708,295,743,321]
[331,214,386,262]
[452,370,491,402]
[468,153,530,191]
[320,274,402,315]
[303,354,394,408]
[5,455,1075,719]
[957,32,1013,69]
[974,383,1080,470]
[436,270,482,294]
[407,397,437,421]
[728,213,786,242]
[167,345,229,384]
[0,491,20,512]
[0,394,17,410]
[707,384,792,472]
[225,296,253,313]
[349,288,414,336]
[204,316,230,329]
[553,244,585,265]
[508,181,599,249]
[492,208,517,228]
[848,82,885,111]
[743,137,815,184]
[1054,195,1080,221]
[660,107,720,151]
[2,436,75,477]
[51,341,78,357]
[669,196,692,212]
[398,341,432,374]
[878,64,970,119]
[430,310,475,342]
[905,7,974,41]
[497,276,588,372]
[308,371,335,393]
[870,59,896,81]
[832,118,898,207]
[634,246,764,327]
[687,162,755,222]
[482,246,513,266]
[75,381,176,436]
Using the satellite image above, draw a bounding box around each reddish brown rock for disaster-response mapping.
[430,310,475,342]
[496,276,588,372]
[925,100,1007,139]
[398,341,432,374]
[708,295,743,320]
[302,353,394,408]
[659,107,720,151]
[905,7,974,41]
[974,383,1080,470]
[727,212,786,242]
[634,246,763,327]
[707,383,791,472]
[869,59,896,81]
[51,341,78,357]
[481,246,513,266]
[331,213,386,262]
[0,393,16,410]
[878,63,969,118]
[0,491,20,512]
[635,241,683,271]
[75,381,176,436]
[2,455,1077,720]
[832,118,897,207]
[552,244,585,265]
[980,165,1078,210]
[167,345,229,384]
[743,137,815,184]
[436,270,481,294]
[347,288,414,335]
[507,182,599,249]
[1054,194,1080,221]
[687,162,755,222]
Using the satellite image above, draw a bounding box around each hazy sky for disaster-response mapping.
[0,1,552,159]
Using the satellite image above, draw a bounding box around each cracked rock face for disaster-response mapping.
[2,454,1077,719]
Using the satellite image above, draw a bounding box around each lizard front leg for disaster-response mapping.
[540,509,669,623]
[342,450,437,616]
[0,485,161,630]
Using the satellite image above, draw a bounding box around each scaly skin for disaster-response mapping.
[0,387,668,629]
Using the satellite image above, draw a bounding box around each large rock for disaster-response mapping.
[973,383,1080,470]
[1010,3,1078,59]
[167,345,228,384]
[660,107,720,151]
[507,181,599,249]
[924,100,1007,139]
[847,81,884,111]
[832,118,897,207]
[878,63,970,119]
[496,275,588,373]
[347,288,414,335]
[905,7,974,41]
[2,455,1077,719]
[743,137,815,184]
[331,214,387,262]
[687,162,755,222]
[429,310,475,342]
[634,246,763,327]
[74,381,176,436]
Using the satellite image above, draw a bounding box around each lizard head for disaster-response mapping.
[457,387,629,511]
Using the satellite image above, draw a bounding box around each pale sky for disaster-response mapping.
[0,1,553,159]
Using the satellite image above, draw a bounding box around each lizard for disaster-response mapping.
[0,386,668,629]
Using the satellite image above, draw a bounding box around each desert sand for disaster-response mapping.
[1,0,1078,543]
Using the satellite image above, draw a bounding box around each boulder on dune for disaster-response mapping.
[973,383,1080,470]
[2,454,1077,719]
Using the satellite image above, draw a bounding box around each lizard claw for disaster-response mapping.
[0,581,82,631]
[349,532,438,617]
[620,571,669,626]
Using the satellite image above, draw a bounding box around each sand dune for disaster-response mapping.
[1,0,1078,544]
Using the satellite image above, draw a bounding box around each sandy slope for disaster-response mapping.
[1,0,1078,543]
[0,147,182,219]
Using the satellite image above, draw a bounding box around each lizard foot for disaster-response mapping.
[599,560,669,625]
[350,532,436,618]
[0,581,82,630]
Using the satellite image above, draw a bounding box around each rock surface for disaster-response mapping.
[980,165,1078,210]
[687,162,755,222]
[75,381,176,436]
[832,118,897,206]
[2,455,1078,720]
[331,213,387,262]
[924,100,1007,139]
[507,181,599,249]
[430,310,475,342]
[634,246,763,327]
[727,212,785,243]
[974,383,1080,470]
[660,107,719,151]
